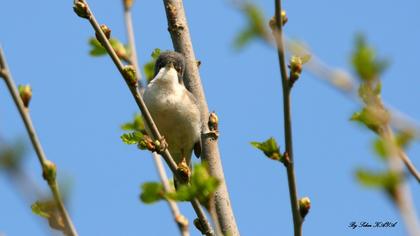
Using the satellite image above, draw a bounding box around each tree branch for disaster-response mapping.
[381,126,420,236]
[0,47,78,236]
[73,1,214,235]
[153,153,190,236]
[273,1,302,235]
[161,1,240,235]
[122,0,143,88]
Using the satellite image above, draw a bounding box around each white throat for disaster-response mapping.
[154,66,179,84]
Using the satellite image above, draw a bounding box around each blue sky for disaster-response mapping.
[1,0,419,236]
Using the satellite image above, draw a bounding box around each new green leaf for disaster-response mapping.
[143,48,161,83]
[88,38,129,61]
[121,113,145,132]
[350,105,389,133]
[166,163,220,204]
[355,168,401,191]
[233,3,268,50]
[140,182,165,204]
[31,200,65,231]
[351,34,388,81]
[251,137,282,161]
[120,132,143,145]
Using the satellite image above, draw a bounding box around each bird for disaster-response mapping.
[143,51,201,185]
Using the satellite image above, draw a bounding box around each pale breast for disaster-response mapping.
[143,79,201,163]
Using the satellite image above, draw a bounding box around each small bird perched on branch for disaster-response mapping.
[143,51,201,185]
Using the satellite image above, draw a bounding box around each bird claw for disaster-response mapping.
[203,131,219,140]
[176,158,191,185]
[154,136,168,154]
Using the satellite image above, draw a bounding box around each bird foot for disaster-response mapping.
[154,136,168,154]
[176,158,191,185]
[203,131,219,140]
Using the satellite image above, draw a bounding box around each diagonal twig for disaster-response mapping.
[0,47,78,236]
[153,154,190,236]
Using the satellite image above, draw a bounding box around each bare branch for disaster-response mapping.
[272,1,302,235]
[162,1,240,235]
[0,47,78,236]
[153,154,190,236]
[122,1,143,88]
[381,126,420,236]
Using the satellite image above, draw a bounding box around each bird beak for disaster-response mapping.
[165,62,174,69]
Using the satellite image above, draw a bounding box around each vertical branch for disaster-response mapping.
[273,1,302,235]
[122,0,142,87]
[0,47,78,236]
[162,1,240,235]
[73,1,214,235]
[153,153,190,236]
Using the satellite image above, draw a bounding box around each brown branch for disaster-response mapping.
[162,1,240,235]
[153,153,190,236]
[381,126,420,236]
[122,0,143,88]
[73,1,214,235]
[272,1,302,236]
[0,47,78,236]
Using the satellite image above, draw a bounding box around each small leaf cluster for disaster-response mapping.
[351,34,388,82]
[120,113,147,146]
[355,169,401,199]
[251,137,283,162]
[289,55,311,84]
[31,200,66,232]
[143,48,161,83]
[350,35,389,134]
[140,163,220,205]
[372,130,414,160]
[234,3,269,49]
[349,35,413,196]
[89,38,131,63]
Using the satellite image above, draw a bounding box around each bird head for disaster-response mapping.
[154,51,186,84]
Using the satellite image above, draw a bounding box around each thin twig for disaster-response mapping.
[123,1,143,88]
[153,153,190,236]
[162,1,240,235]
[0,47,78,236]
[74,1,214,235]
[381,126,420,236]
[397,150,420,183]
[273,1,302,236]
[284,39,420,136]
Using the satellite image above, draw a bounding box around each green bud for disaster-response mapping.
[208,111,219,132]
[73,1,89,19]
[137,140,147,150]
[299,196,311,219]
[268,10,288,31]
[96,24,111,41]
[176,158,191,184]
[281,10,288,25]
[42,160,57,184]
[123,65,137,87]
[18,84,32,108]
